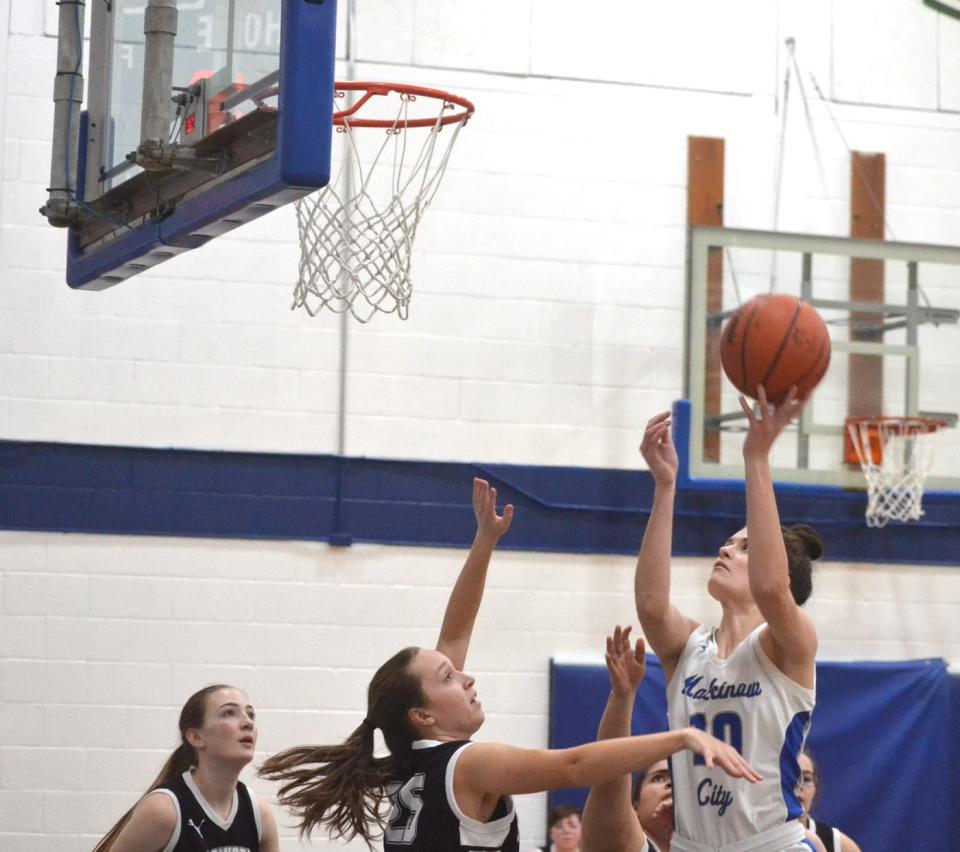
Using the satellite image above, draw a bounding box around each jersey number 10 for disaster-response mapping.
[689,711,743,765]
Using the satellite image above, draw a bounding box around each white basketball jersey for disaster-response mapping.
[666,624,815,847]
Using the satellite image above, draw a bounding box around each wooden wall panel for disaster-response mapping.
[687,137,725,462]
[848,152,886,423]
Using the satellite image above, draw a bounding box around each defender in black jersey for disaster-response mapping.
[155,769,261,852]
[263,479,757,850]
[384,740,518,851]
[93,685,278,852]
[798,752,862,852]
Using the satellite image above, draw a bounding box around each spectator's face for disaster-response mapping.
[549,814,581,850]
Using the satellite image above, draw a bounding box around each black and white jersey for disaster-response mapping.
[152,769,261,852]
[809,817,840,852]
[384,739,519,851]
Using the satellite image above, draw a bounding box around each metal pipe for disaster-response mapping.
[906,261,920,417]
[140,0,178,146]
[797,252,813,469]
[336,0,358,457]
[331,0,357,547]
[42,0,86,227]
[84,0,114,202]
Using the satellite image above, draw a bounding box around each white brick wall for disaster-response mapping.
[2,1,958,465]
[4,1,960,848]
[2,529,959,851]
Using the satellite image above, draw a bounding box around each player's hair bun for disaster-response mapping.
[784,523,823,561]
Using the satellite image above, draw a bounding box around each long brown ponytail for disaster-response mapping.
[259,646,426,847]
[92,684,233,852]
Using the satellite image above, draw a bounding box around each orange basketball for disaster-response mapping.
[720,294,831,405]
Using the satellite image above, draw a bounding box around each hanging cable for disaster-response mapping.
[788,48,830,197]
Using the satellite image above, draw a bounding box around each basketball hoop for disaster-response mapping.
[292,82,475,322]
[845,416,947,527]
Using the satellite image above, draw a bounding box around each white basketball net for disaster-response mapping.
[292,92,468,322]
[846,418,943,528]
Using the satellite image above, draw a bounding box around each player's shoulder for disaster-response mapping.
[133,790,179,826]
[113,790,179,850]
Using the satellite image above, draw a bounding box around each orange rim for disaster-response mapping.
[332,81,475,129]
[846,416,947,437]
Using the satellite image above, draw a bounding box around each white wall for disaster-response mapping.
[2,529,960,852]
[3,0,959,466]
[3,1,960,850]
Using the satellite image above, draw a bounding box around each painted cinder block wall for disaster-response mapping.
[2,1,960,849]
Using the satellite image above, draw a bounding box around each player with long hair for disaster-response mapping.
[93,684,278,852]
[260,478,759,850]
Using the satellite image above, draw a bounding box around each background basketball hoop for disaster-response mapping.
[293,81,475,322]
[844,416,947,527]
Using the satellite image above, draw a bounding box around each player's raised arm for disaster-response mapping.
[635,412,699,680]
[436,477,513,671]
[739,387,818,685]
[596,625,645,742]
[580,626,649,852]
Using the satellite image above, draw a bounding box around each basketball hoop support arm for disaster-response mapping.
[138,0,179,169]
[41,0,86,227]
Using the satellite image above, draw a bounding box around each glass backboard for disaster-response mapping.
[65,0,337,289]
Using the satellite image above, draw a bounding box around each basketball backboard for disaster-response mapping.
[48,0,337,289]
[683,226,960,501]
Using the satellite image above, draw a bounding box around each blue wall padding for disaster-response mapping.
[2,439,960,564]
[548,657,956,852]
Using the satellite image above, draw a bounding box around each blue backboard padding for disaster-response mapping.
[548,658,955,852]
[67,0,337,290]
[952,674,960,846]
[2,439,960,563]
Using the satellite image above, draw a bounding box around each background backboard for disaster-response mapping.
[684,226,960,496]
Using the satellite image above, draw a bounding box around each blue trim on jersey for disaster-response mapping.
[801,840,817,851]
[779,711,810,821]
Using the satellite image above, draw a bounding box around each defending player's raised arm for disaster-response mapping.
[739,388,817,680]
[596,625,645,741]
[580,627,648,852]
[436,477,513,671]
[456,727,761,800]
[635,412,699,678]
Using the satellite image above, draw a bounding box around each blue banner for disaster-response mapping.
[549,657,955,851]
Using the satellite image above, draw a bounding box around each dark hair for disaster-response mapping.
[801,746,822,807]
[630,758,671,806]
[782,523,822,606]
[259,647,426,848]
[93,684,234,852]
[548,803,582,829]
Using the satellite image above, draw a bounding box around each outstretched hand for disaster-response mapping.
[605,625,646,697]
[683,728,762,783]
[739,386,805,460]
[640,412,679,486]
[473,478,514,542]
